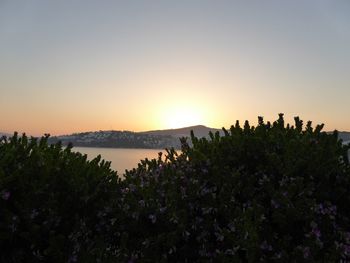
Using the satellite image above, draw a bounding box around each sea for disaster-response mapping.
[72,147,163,175]
[72,145,350,176]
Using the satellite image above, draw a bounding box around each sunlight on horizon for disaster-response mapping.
[1,1,350,134]
[159,106,205,129]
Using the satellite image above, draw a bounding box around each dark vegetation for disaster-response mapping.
[1,114,350,262]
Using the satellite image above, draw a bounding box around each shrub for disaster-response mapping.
[114,114,350,262]
[0,134,119,262]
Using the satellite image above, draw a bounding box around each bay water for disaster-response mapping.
[72,147,163,174]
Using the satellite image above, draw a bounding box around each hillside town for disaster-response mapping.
[48,130,181,149]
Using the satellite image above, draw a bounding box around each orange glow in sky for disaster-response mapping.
[1,1,350,136]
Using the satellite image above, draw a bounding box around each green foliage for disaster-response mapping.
[116,114,350,262]
[1,115,350,262]
[0,134,119,262]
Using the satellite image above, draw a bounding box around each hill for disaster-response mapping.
[48,130,180,149]
[140,125,223,138]
[48,125,222,149]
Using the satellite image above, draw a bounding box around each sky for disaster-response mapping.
[1,0,349,136]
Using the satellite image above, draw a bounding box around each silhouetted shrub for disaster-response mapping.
[1,115,350,262]
[0,134,120,263]
[115,114,350,262]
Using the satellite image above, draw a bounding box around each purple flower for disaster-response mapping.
[182,230,190,237]
[142,239,150,247]
[343,244,350,256]
[68,255,77,262]
[317,203,337,216]
[227,222,236,232]
[121,187,129,194]
[159,207,167,213]
[312,227,321,239]
[1,190,10,200]
[215,232,224,242]
[303,247,310,259]
[149,214,157,224]
[274,252,282,259]
[329,205,337,215]
[30,209,39,219]
[260,240,273,251]
[131,212,139,219]
[128,184,136,192]
[271,199,280,209]
[318,203,327,215]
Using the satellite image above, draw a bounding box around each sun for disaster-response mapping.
[161,107,204,129]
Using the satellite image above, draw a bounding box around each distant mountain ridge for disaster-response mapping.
[140,125,223,138]
[48,130,179,149]
[140,126,350,142]
[47,125,222,149]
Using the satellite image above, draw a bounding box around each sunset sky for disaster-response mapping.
[1,1,349,136]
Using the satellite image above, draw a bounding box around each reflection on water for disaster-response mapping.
[72,147,163,174]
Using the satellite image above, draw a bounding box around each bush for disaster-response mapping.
[115,114,350,262]
[1,114,350,262]
[0,134,120,262]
